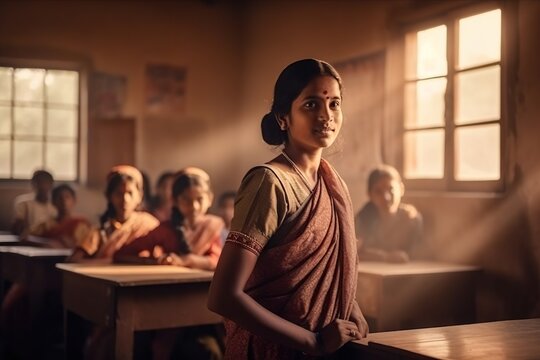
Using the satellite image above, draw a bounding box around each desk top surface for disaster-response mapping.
[354,318,540,359]
[0,234,19,244]
[357,261,480,276]
[56,263,214,286]
[0,245,72,257]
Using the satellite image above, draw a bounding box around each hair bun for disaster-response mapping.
[261,112,284,146]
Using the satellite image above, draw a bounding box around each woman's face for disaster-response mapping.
[369,175,403,215]
[110,180,141,222]
[175,185,212,225]
[282,75,343,152]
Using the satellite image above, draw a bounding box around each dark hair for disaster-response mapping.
[141,170,152,207]
[170,172,212,254]
[367,165,402,193]
[261,58,343,145]
[218,191,236,207]
[31,169,54,183]
[156,171,175,188]
[100,172,138,227]
[52,184,76,202]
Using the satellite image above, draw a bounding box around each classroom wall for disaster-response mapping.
[0,0,539,323]
[0,0,244,224]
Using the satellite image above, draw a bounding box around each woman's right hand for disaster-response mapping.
[317,319,362,355]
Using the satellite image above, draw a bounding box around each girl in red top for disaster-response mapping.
[114,167,224,270]
[30,183,91,248]
[115,167,224,360]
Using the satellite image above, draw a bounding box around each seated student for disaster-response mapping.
[115,167,223,269]
[63,166,159,360]
[216,191,236,245]
[148,170,175,222]
[114,167,224,360]
[355,165,423,263]
[11,169,56,236]
[68,165,159,263]
[29,184,91,248]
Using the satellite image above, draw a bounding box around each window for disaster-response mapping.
[403,7,504,191]
[0,65,80,181]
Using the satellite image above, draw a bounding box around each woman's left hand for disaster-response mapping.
[350,300,369,338]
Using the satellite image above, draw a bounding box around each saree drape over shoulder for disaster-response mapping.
[225,159,357,359]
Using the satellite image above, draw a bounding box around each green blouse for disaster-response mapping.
[228,163,312,255]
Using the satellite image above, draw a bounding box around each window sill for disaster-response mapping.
[405,189,506,199]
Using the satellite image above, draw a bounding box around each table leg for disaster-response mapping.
[65,310,92,360]
[115,319,134,360]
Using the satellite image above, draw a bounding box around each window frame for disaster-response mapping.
[396,1,516,193]
[0,57,88,183]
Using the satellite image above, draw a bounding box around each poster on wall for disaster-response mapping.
[89,72,127,119]
[145,63,187,116]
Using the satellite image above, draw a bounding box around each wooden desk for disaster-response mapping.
[0,246,72,294]
[0,246,72,356]
[57,263,222,360]
[0,246,72,284]
[0,234,20,246]
[0,234,60,247]
[357,261,481,332]
[346,318,540,359]
[0,246,72,300]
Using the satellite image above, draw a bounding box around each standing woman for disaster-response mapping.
[208,59,368,359]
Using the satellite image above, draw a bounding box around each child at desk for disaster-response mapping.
[114,167,224,360]
[64,166,159,360]
[355,165,423,263]
[68,165,159,263]
[148,170,175,222]
[29,184,91,248]
[114,167,224,270]
[11,169,56,236]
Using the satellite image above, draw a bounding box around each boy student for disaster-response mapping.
[11,170,56,236]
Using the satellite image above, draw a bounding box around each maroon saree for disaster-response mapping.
[225,159,358,359]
